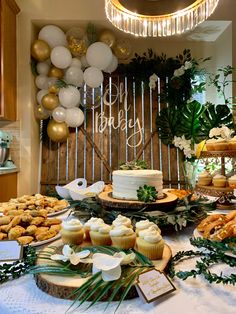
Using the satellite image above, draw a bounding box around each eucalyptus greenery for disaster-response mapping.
[167,237,236,285]
[0,246,37,284]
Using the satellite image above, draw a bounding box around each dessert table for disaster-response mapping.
[0,224,235,314]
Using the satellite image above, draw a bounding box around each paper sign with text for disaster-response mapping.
[136,269,176,303]
[0,240,23,262]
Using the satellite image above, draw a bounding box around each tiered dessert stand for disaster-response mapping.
[195,150,236,210]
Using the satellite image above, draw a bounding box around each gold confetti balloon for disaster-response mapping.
[113,39,133,60]
[31,39,51,61]
[67,36,88,57]
[47,120,69,143]
[42,93,59,111]
[99,29,116,48]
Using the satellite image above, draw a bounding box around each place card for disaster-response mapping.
[136,269,176,303]
[0,240,23,262]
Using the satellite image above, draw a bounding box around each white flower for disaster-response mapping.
[173,66,185,77]
[184,61,192,70]
[92,253,123,282]
[50,245,91,265]
[173,135,195,159]
[209,127,221,138]
[113,252,136,265]
[209,125,234,139]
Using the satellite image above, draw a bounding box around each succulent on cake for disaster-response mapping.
[137,185,158,203]
[119,160,148,170]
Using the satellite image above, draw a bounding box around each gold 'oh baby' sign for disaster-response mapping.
[95,82,143,148]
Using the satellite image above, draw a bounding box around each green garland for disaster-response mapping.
[0,246,37,284]
[167,237,236,285]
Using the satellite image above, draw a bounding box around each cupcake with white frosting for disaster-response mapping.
[89,223,112,246]
[135,219,161,236]
[112,214,132,228]
[60,218,84,245]
[228,175,236,189]
[198,170,212,186]
[84,217,104,240]
[212,174,227,187]
[110,225,136,249]
[136,226,164,260]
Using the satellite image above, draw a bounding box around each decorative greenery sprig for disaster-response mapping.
[119,160,148,170]
[137,185,158,203]
[0,246,37,284]
[167,237,236,285]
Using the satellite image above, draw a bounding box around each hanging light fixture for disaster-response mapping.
[105,0,220,37]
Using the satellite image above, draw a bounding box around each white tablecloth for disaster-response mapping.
[0,225,235,314]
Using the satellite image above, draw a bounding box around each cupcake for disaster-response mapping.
[198,170,212,186]
[90,222,112,246]
[205,139,216,151]
[136,226,164,260]
[212,174,227,188]
[84,217,104,240]
[110,226,136,249]
[213,138,229,151]
[135,219,161,236]
[228,175,236,189]
[60,218,84,245]
[228,137,236,150]
[112,214,132,228]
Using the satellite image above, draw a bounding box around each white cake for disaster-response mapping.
[112,170,163,200]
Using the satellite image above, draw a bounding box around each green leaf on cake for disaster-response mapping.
[137,185,158,203]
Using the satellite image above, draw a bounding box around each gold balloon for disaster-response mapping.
[48,85,59,94]
[47,120,69,143]
[67,36,88,57]
[42,93,59,111]
[31,39,51,61]
[34,104,50,120]
[99,29,116,48]
[113,39,132,60]
[48,67,64,79]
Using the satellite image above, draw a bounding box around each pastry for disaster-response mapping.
[135,219,161,236]
[84,217,104,240]
[25,225,38,236]
[0,216,11,226]
[17,236,34,245]
[136,226,164,260]
[35,230,57,241]
[60,218,84,245]
[112,214,132,228]
[212,174,227,187]
[34,227,49,237]
[197,170,212,186]
[0,232,7,240]
[8,226,26,240]
[90,223,112,246]
[49,224,61,233]
[197,214,224,232]
[42,218,61,227]
[110,225,136,249]
[30,217,45,226]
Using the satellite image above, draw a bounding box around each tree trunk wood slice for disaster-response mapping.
[34,240,172,300]
[97,191,178,211]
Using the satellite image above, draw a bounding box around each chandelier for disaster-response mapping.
[105,0,220,37]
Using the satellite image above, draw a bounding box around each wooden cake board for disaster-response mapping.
[35,240,172,300]
[97,191,178,211]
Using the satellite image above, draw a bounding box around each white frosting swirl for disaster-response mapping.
[229,175,236,181]
[98,224,112,234]
[213,174,226,180]
[139,226,162,243]
[84,217,104,227]
[135,220,160,233]
[62,219,83,231]
[198,171,211,178]
[112,215,131,228]
[110,225,134,237]
[90,221,106,231]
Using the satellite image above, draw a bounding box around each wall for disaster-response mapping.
[15,0,235,195]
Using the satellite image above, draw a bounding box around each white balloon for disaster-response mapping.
[104,54,118,73]
[65,66,84,87]
[47,77,58,88]
[50,46,72,69]
[35,75,49,90]
[80,55,89,69]
[65,107,84,128]
[38,25,67,48]
[59,86,81,108]
[36,89,48,105]
[70,58,82,68]
[52,106,66,123]
[83,67,104,88]
[36,62,50,75]
[86,42,112,70]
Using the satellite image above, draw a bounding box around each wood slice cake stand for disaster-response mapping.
[35,240,172,301]
[97,191,178,211]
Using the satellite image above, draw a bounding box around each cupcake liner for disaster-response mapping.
[136,238,164,260]
[61,229,84,245]
[111,233,136,249]
[90,231,111,246]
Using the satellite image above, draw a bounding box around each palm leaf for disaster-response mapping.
[85,280,115,310]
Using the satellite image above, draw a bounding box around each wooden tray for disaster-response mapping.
[97,191,178,211]
[35,240,172,300]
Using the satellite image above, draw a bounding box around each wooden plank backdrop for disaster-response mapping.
[40,75,186,194]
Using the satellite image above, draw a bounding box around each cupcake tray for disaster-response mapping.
[200,150,236,158]
[34,239,172,301]
[97,191,178,211]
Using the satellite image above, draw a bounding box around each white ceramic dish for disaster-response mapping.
[47,207,71,217]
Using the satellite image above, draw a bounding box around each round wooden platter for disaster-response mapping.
[97,191,178,211]
[35,239,172,300]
